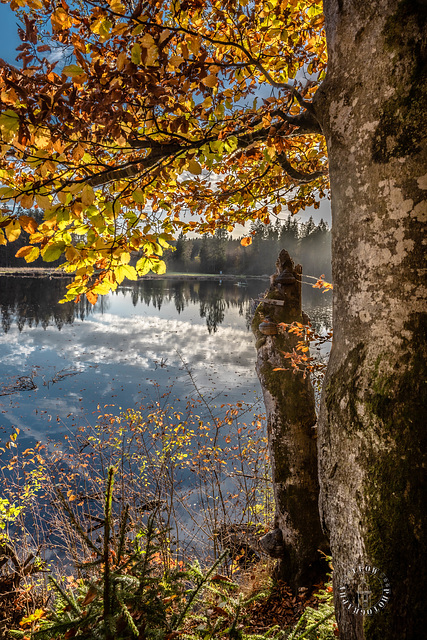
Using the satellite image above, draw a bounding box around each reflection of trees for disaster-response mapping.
[0,277,99,333]
[0,275,332,336]
[198,282,227,334]
[129,278,264,331]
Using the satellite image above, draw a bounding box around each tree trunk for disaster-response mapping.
[315,1,427,637]
[252,250,328,591]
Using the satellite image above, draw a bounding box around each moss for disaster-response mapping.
[372,1,427,164]
[371,80,427,163]
[324,319,427,636]
[361,314,427,638]
[324,342,366,433]
[383,0,427,52]
[255,337,266,349]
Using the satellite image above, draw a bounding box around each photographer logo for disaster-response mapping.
[338,565,391,616]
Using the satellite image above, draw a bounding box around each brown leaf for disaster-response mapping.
[19,215,38,234]
[81,584,98,606]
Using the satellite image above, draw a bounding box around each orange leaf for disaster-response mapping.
[240,237,252,247]
[19,215,38,234]
[86,291,98,305]
[15,245,34,258]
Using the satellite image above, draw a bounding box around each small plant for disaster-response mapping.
[10,468,332,640]
[287,571,336,640]
[11,467,241,640]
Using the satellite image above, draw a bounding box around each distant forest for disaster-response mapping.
[0,211,331,280]
[166,216,331,279]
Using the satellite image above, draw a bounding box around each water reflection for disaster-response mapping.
[0,277,266,334]
[0,276,332,336]
[0,276,99,333]
[0,274,332,452]
[125,278,264,333]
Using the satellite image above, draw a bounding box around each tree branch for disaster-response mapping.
[275,153,328,183]
[272,109,322,135]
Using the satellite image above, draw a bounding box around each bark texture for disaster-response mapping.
[316,1,427,638]
[252,250,328,591]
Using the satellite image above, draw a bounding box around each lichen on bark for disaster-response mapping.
[318,1,427,637]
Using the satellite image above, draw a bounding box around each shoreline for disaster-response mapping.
[0,267,270,281]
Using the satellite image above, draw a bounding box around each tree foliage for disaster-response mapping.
[0,0,328,303]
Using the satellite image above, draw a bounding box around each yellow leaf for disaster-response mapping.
[91,17,112,39]
[42,242,64,262]
[51,8,74,31]
[81,185,95,206]
[36,193,51,209]
[20,609,46,628]
[132,188,144,203]
[240,237,252,247]
[93,279,112,295]
[187,35,201,56]
[0,110,19,141]
[151,259,166,274]
[119,251,131,264]
[16,245,40,263]
[34,128,51,149]
[65,246,80,262]
[131,43,141,65]
[136,256,151,275]
[5,220,21,242]
[0,231,6,245]
[140,34,158,66]
[188,159,202,175]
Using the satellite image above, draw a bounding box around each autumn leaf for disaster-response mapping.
[15,245,40,263]
[0,110,19,141]
[86,291,98,305]
[19,215,38,234]
[18,193,35,208]
[188,159,202,175]
[241,237,252,247]
[151,260,166,275]
[20,609,46,628]
[131,43,142,65]
[42,243,65,262]
[202,74,218,88]
[116,51,127,71]
[5,220,21,242]
[140,34,158,66]
[132,188,144,203]
[81,185,95,206]
[115,264,138,283]
[0,0,329,302]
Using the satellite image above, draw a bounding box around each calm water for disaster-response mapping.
[0,276,332,449]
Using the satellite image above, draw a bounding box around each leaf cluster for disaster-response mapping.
[0,0,328,302]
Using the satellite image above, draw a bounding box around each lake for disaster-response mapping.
[0,275,332,448]
[0,274,332,558]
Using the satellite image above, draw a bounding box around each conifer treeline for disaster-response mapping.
[165,216,331,278]
[0,211,331,280]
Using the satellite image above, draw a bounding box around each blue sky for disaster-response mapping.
[0,4,20,64]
